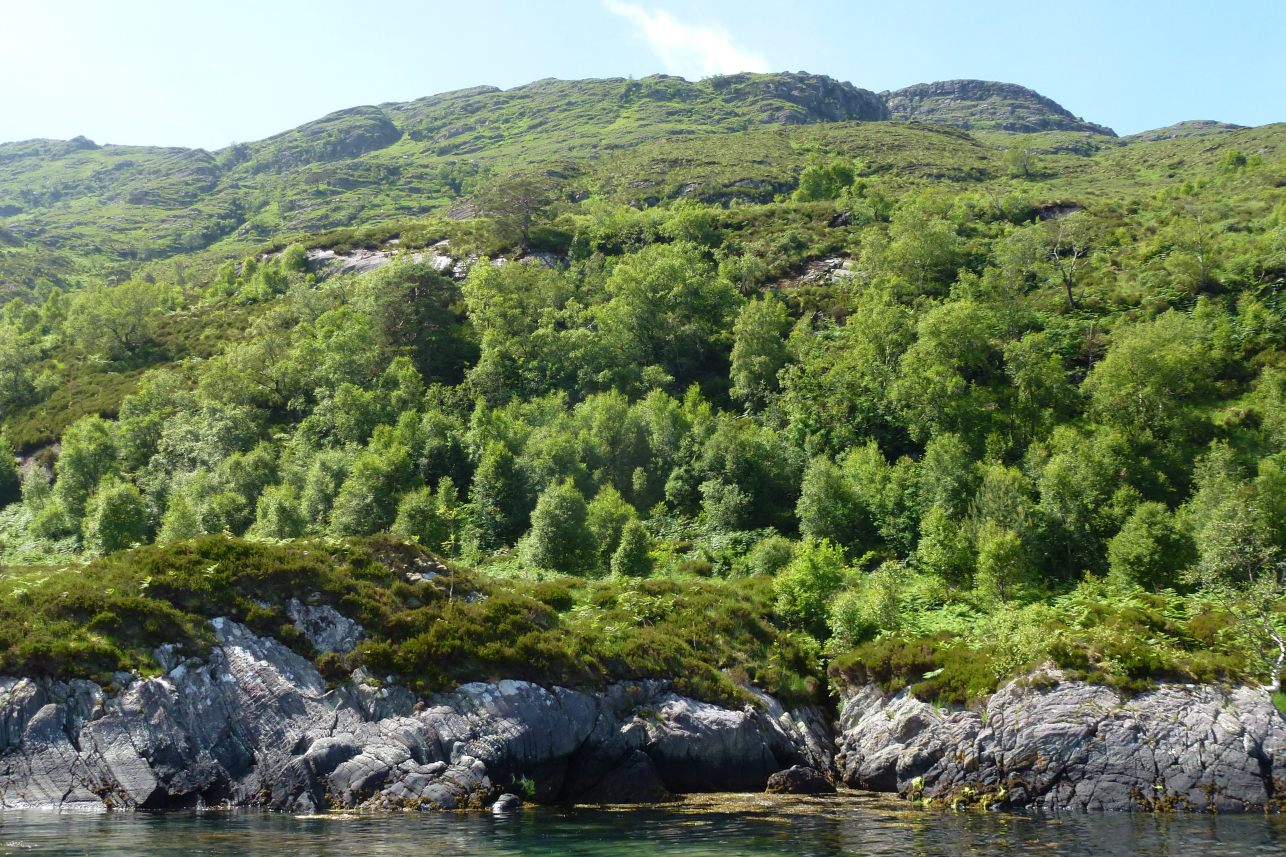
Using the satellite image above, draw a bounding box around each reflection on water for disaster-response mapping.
[1,793,1284,857]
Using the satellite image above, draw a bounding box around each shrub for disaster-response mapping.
[1107,502,1195,591]
[82,478,149,556]
[611,518,653,577]
[774,538,847,639]
[522,478,592,574]
[744,534,796,577]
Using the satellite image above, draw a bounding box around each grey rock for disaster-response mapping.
[286,599,364,655]
[766,765,835,795]
[1125,120,1249,142]
[882,79,1116,136]
[0,620,827,812]
[835,669,1286,812]
[491,792,523,812]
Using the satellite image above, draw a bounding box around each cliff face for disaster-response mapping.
[883,79,1117,136]
[0,616,830,811]
[834,669,1286,812]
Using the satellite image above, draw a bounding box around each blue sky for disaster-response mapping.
[2,0,1282,148]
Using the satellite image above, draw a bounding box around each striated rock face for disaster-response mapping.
[710,71,890,125]
[10,620,1281,813]
[834,669,1286,811]
[0,619,828,812]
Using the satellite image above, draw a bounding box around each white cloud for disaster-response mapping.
[605,1,768,79]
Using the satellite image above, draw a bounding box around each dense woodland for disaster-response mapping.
[3,96,1286,708]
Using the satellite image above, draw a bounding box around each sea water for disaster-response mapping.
[1,793,1284,856]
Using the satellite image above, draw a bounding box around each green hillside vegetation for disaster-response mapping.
[2,74,1286,709]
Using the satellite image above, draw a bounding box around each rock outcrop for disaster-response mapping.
[766,765,835,795]
[0,618,828,812]
[883,79,1116,136]
[1124,120,1249,142]
[834,669,1286,812]
[6,617,1283,814]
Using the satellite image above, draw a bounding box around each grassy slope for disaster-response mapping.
[7,72,1274,301]
[0,535,821,707]
[884,80,1116,136]
[0,72,887,292]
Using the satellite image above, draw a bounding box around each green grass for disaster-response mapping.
[0,535,822,707]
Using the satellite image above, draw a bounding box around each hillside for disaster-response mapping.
[1125,119,1249,142]
[1,70,1286,713]
[6,71,1264,305]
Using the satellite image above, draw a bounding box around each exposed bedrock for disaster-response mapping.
[834,669,1286,812]
[5,617,1283,813]
[0,618,831,812]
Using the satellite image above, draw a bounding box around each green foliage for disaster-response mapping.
[6,78,1286,704]
[744,534,796,578]
[82,477,149,555]
[611,518,654,577]
[0,536,824,706]
[586,485,638,574]
[774,538,848,639]
[330,436,415,537]
[470,441,525,550]
[730,295,791,407]
[1082,312,1213,437]
[793,159,856,202]
[522,478,592,574]
[597,242,742,391]
[796,456,863,552]
[53,415,119,524]
[250,483,307,541]
[1002,140,1039,178]
[66,281,169,358]
[391,486,448,552]
[476,175,557,246]
[0,435,19,510]
[1107,502,1195,591]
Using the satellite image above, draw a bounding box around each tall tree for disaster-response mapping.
[67,280,168,358]
[477,174,556,247]
[730,295,791,408]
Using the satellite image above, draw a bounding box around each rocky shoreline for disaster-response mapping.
[1,615,1283,813]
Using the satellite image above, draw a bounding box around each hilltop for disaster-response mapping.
[3,71,1266,303]
[883,79,1116,135]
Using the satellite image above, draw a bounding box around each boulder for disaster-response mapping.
[766,765,835,795]
[286,599,364,654]
[491,792,523,812]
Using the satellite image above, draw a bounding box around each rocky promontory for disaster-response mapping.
[0,616,831,811]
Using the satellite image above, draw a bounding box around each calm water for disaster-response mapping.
[2,794,1284,857]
